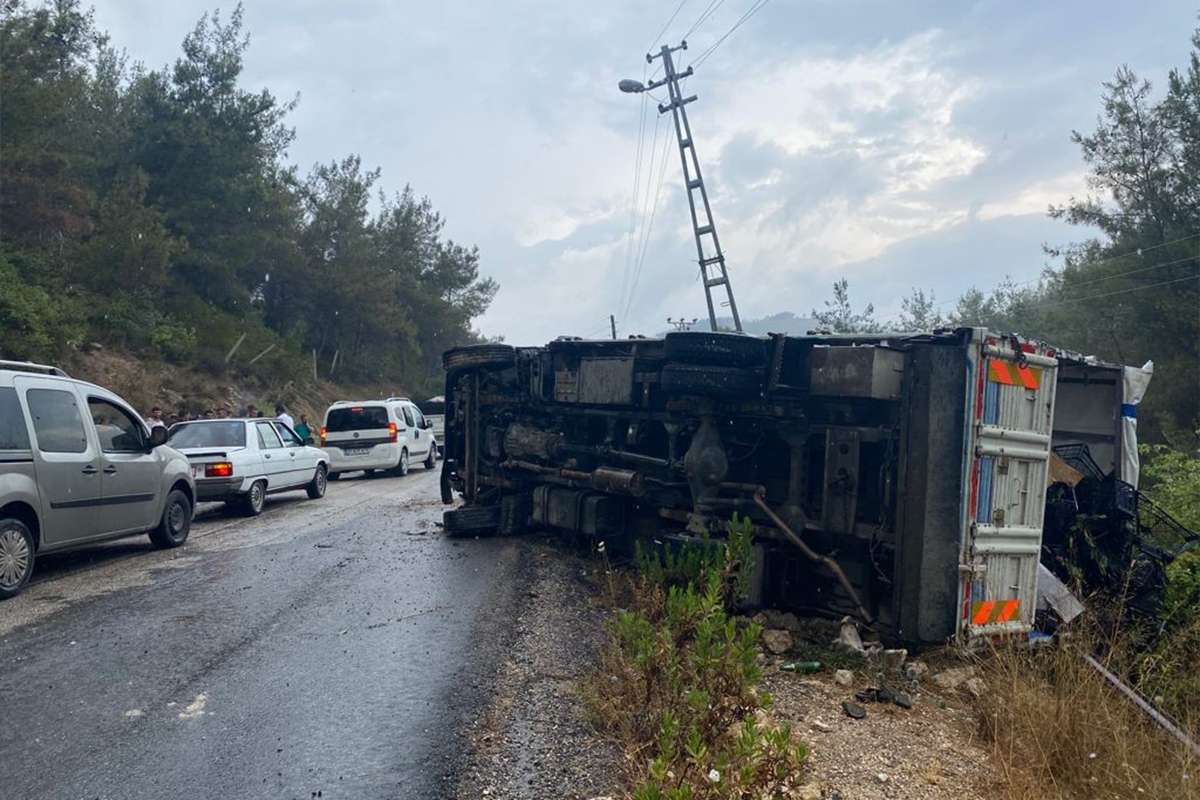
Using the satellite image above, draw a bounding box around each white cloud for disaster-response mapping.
[976,172,1088,220]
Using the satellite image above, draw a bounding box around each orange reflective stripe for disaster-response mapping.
[972,601,996,625]
[988,361,1016,385]
[988,359,1041,389]
[996,599,1020,623]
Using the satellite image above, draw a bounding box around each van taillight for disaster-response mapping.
[205,462,233,478]
[320,426,327,445]
[388,422,398,442]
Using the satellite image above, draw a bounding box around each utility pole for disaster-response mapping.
[610,314,617,340]
[641,42,742,333]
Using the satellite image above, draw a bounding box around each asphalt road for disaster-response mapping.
[0,467,529,800]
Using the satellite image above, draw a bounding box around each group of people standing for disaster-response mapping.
[143,403,315,444]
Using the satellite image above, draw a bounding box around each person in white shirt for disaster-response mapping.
[275,403,295,430]
[145,406,164,429]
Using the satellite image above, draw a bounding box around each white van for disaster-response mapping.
[320,399,437,479]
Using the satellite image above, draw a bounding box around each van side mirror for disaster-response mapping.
[148,425,168,449]
[423,419,433,429]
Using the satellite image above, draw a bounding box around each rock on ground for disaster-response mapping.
[762,628,794,654]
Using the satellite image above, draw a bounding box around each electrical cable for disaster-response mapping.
[619,81,650,317]
[691,0,771,68]
[622,112,666,317]
[625,116,677,319]
[648,0,691,54]
[683,0,727,40]
[1022,273,1198,311]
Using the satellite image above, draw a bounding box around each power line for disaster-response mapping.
[683,0,727,40]
[1025,274,1198,310]
[936,249,1200,307]
[623,112,666,315]
[625,112,677,319]
[691,0,772,68]
[619,83,650,317]
[648,0,691,54]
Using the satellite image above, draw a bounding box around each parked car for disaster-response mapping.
[417,396,445,456]
[0,360,194,599]
[320,399,438,480]
[167,418,329,515]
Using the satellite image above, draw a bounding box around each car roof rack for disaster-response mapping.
[385,396,411,402]
[0,360,69,378]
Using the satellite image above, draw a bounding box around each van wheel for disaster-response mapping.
[306,465,328,499]
[424,445,437,469]
[0,518,35,599]
[443,344,516,372]
[149,489,192,549]
[444,506,499,537]
[241,480,267,516]
[396,448,410,476]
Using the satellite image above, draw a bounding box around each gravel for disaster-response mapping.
[453,537,621,800]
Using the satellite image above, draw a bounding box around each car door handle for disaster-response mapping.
[264,454,271,460]
[103,466,117,475]
[81,465,98,475]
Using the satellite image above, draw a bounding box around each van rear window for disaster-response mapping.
[325,406,389,432]
[0,387,31,450]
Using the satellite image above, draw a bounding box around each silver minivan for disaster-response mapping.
[0,361,195,598]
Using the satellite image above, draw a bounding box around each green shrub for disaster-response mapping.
[1139,443,1200,532]
[591,516,807,799]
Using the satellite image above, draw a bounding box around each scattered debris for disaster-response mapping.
[810,719,833,733]
[833,617,865,655]
[963,678,987,699]
[894,692,914,709]
[177,692,207,720]
[931,666,976,691]
[833,669,854,687]
[123,709,144,718]
[762,628,794,654]
[903,661,928,682]
[842,701,866,720]
[880,648,907,673]
[780,660,821,674]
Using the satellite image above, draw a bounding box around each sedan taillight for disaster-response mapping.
[205,462,233,478]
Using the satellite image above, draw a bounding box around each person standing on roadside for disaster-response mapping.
[145,406,164,428]
[275,403,294,430]
[294,414,312,444]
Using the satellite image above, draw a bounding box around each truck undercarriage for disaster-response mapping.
[439,329,1180,646]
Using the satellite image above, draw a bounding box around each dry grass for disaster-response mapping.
[977,631,1199,800]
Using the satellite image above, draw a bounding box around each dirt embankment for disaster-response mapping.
[60,347,412,422]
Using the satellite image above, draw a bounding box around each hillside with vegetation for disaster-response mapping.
[0,1,497,407]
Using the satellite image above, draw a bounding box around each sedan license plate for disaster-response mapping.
[191,464,205,478]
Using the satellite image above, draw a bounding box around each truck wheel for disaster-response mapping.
[241,480,267,516]
[443,506,500,537]
[149,489,192,549]
[664,331,766,367]
[0,518,35,599]
[661,363,762,399]
[306,465,328,499]
[443,344,516,372]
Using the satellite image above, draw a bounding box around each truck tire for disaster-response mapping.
[0,518,35,599]
[443,344,516,372]
[661,363,762,399]
[664,331,766,367]
[444,505,500,537]
[149,489,192,549]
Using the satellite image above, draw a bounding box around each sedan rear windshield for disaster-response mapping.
[168,421,246,448]
[325,406,389,432]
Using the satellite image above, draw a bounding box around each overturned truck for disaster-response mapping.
[440,329,1151,646]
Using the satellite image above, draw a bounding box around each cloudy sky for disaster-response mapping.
[91,0,1196,343]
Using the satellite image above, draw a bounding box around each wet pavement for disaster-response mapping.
[0,468,529,800]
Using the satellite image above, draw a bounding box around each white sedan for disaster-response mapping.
[167,418,330,515]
